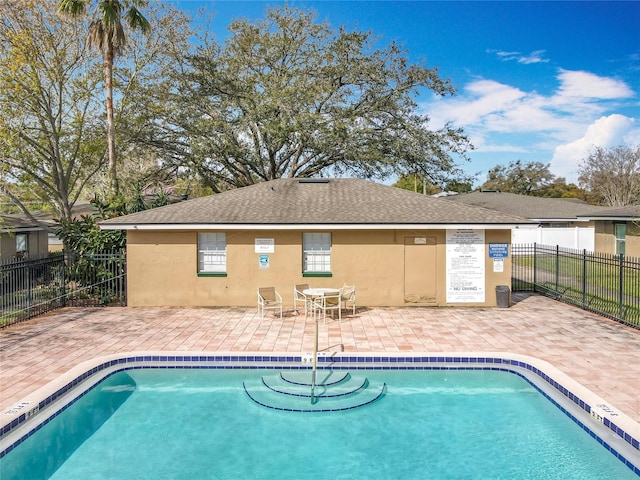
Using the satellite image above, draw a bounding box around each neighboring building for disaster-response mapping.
[0,214,49,260]
[577,205,640,257]
[0,202,97,258]
[443,191,607,251]
[100,178,534,308]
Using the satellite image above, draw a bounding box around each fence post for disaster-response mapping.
[533,243,537,292]
[119,253,125,306]
[26,260,32,319]
[61,256,66,307]
[619,254,624,321]
[582,249,587,308]
[555,245,560,299]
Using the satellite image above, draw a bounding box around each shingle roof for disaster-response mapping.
[444,191,606,220]
[0,202,97,233]
[577,204,640,220]
[0,214,45,232]
[99,178,533,229]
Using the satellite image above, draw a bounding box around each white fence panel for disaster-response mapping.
[511,227,594,251]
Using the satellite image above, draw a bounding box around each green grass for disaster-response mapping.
[514,253,640,327]
[514,254,639,298]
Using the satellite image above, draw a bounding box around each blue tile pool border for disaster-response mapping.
[1,354,638,476]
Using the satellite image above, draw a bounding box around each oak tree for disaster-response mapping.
[480,160,554,195]
[1,0,105,224]
[170,6,472,192]
[578,145,640,206]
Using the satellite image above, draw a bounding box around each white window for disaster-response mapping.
[303,233,331,272]
[615,223,626,256]
[16,233,28,256]
[198,233,226,273]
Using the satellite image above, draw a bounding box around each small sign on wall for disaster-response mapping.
[259,254,270,269]
[489,243,508,258]
[255,238,275,253]
[493,258,504,272]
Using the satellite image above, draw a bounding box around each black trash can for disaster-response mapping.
[495,285,510,308]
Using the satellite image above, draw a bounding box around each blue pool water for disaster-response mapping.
[1,368,637,479]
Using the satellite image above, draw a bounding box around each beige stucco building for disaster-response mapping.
[444,191,640,258]
[0,215,49,261]
[581,205,640,258]
[100,179,534,308]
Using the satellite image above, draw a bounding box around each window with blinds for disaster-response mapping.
[303,233,331,273]
[198,233,227,273]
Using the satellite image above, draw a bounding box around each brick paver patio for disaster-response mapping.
[1,293,639,428]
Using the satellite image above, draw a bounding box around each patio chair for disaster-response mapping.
[257,287,283,320]
[340,284,356,315]
[294,283,310,316]
[312,291,341,325]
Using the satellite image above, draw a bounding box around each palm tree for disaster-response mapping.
[58,0,150,198]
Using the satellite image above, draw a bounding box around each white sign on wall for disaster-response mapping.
[446,229,485,303]
[255,238,275,253]
[493,258,504,273]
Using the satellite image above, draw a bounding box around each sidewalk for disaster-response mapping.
[1,293,638,424]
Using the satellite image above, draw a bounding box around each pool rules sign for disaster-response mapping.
[446,229,485,303]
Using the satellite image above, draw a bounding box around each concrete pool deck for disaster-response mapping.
[1,293,639,427]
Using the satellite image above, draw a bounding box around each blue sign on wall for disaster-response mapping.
[489,243,509,259]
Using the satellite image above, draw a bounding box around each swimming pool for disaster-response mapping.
[1,353,639,478]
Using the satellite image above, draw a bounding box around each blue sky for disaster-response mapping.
[176,1,640,186]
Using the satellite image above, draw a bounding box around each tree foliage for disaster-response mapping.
[393,175,442,195]
[479,160,591,199]
[1,1,189,226]
[2,3,474,220]
[84,3,194,202]
[578,145,640,206]
[168,6,472,192]
[480,160,555,195]
[0,0,105,225]
[58,0,150,198]
[393,174,473,195]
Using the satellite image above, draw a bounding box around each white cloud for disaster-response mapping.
[422,67,638,184]
[490,49,549,64]
[555,69,634,100]
[549,114,636,183]
[428,78,569,135]
[423,69,636,167]
[474,143,529,154]
[428,79,526,128]
[517,50,549,65]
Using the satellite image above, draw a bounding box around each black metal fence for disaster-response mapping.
[3,245,638,329]
[0,251,126,328]
[512,244,640,328]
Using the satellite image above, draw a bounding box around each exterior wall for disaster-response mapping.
[594,221,640,258]
[28,232,48,258]
[0,230,48,260]
[627,223,640,258]
[0,234,13,260]
[126,228,513,308]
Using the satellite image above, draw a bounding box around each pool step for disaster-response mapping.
[243,370,386,412]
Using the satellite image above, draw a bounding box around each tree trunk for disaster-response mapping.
[105,46,119,197]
